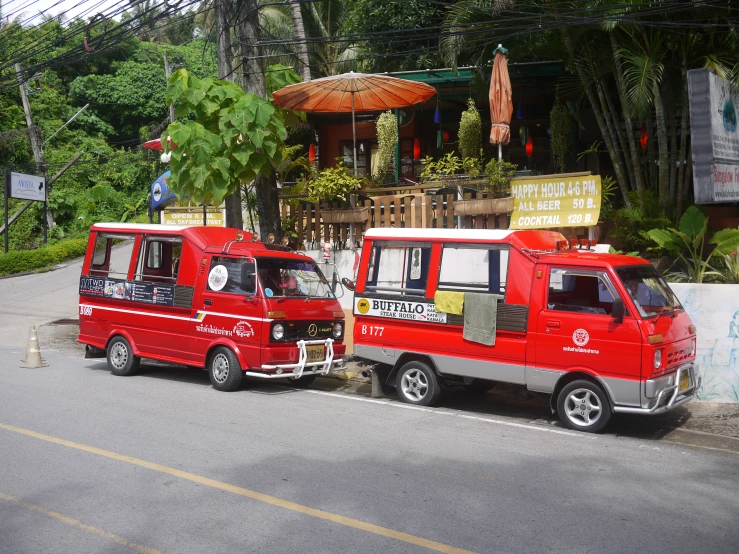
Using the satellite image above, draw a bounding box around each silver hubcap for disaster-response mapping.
[401,369,428,402]
[212,353,229,384]
[564,388,602,427]
[110,342,128,370]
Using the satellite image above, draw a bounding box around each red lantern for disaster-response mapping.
[309,143,316,164]
[413,138,421,161]
[525,138,533,158]
[640,126,648,151]
[442,130,450,143]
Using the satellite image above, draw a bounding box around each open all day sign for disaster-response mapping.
[509,174,602,229]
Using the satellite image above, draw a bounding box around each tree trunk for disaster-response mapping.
[290,1,311,82]
[600,77,635,191]
[646,116,656,191]
[240,0,280,241]
[676,49,689,221]
[668,108,678,208]
[610,32,645,198]
[215,0,244,230]
[653,83,670,216]
[680,144,693,216]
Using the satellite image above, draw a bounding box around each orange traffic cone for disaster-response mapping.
[21,326,47,368]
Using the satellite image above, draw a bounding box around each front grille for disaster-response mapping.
[280,321,338,342]
[666,341,692,367]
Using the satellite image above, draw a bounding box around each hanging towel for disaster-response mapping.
[463,292,501,346]
[434,290,465,315]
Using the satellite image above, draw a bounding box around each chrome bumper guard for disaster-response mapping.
[246,339,338,380]
[613,365,700,415]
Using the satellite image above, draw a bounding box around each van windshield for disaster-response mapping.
[615,265,681,318]
[257,258,334,299]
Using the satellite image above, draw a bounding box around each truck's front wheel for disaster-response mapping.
[396,361,441,407]
[209,347,243,392]
[556,380,611,433]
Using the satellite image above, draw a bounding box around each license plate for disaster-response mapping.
[306,345,325,362]
[678,370,691,392]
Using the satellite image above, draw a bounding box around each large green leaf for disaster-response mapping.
[167,123,192,148]
[231,143,255,169]
[211,157,231,181]
[710,228,739,245]
[247,98,276,128]
[165,69,188,103]
[646,229,682,251]
[184,87,206,108]
[247,128,270,148]
[713,234,739,256]
[679,205,705,239]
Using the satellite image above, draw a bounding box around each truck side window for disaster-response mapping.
[91,234,107,266]
[437,245,509,294]
[88,233,135,279]
[365,242,431,296]
[133,236,183,284]
[547,268,616,315]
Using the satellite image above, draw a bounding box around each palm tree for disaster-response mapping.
[290,0,311,81]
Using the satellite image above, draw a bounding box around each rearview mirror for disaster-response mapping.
[612,298,625,324]
[240,261,256,295]
[342,278,356,291]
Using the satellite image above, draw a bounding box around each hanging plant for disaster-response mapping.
[458,99,482,161]
[306,160,362,202]
[375,110,398,179]
[550,103,571,173]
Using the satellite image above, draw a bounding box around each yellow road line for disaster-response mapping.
[0,423,476,554]
[0,491,161,554]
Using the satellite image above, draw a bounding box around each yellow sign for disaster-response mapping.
[509,174,602,229]
[161,208,226,227]
[357,298,370,314]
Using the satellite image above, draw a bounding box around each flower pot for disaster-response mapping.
[320,207,370,224]
[452,197,514,216]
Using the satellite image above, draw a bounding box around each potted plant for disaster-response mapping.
[452,159,517,216]
[306,162,369,223]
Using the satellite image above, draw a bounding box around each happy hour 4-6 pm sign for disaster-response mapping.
[509,174,602,229]
[7,172,45,202]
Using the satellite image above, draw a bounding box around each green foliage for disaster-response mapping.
[646,206,739,283]
[420,152,462,181]
[163,68,300,205]
[306,162,362,202]
[458,99,482,161]
[0,238,88,277]
[462,153,483,178]
[375,110,398,179]
[599,176,617,222]
[610,190,670,251]
[549,103,571,173]
[484,159,518,197]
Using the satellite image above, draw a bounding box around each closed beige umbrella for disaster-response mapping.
[489,45,513,160]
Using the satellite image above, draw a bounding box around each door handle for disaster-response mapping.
[203,299,213,306]
[546,319,561,329]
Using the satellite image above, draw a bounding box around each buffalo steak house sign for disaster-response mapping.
[509,174,602,229]
[354,297,447,323]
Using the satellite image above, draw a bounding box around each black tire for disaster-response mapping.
[556,379,611,433]
[208,346,243,392]
[395,360,441,407]
[288,373,316,387]
[107,336,140,377]
[462,378,495,394]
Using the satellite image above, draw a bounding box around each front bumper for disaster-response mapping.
[613,365,700,415]
[245,338,346,380]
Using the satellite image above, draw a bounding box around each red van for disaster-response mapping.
[350,228,699,432]
[78,223,347,391]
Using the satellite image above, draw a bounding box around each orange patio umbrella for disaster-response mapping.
[489,45,513,161]
[272,71,436,176]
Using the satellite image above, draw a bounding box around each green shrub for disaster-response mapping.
[0,238,89,277]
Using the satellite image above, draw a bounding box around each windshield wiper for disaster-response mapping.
[275,290,305,303]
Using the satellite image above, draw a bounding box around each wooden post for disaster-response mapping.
[163,52,176,124]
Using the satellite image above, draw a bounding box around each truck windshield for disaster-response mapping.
[257,258,334,299]
[615,265,681,318]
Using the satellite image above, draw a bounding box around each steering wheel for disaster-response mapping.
[341,278,356,291]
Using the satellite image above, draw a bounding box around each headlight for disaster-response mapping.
[272,323,285,341]
[654,349,662,370]
[332,322,343,338]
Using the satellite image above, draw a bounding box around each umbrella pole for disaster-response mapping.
[349,93,358,248]
[498,143,502,162]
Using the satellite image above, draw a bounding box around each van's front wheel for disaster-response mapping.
[209,347,243,392]
[557,380,611,433]
[396,361,441,407]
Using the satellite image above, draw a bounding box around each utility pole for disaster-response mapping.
[163,52,175,124]
[240,0,282,242]
[15,63,54,241]
[214,0,244,231]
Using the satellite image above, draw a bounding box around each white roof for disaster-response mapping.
[91,223,192,231]
[364,228,514,241]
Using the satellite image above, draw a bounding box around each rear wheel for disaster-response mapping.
[396,361,441,407]
[107,336,140,376]
[209,347,243,392]
[288,373,316,387]
[556,380,611,433]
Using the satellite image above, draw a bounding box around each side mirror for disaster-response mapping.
[331,270,338,294]
[240,262,256,295]
[342,277,356,291]
[612,298,625,324]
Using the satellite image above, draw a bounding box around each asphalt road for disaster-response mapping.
[1,348,738,554]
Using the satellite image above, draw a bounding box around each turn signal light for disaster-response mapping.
[570,239,579,249]
[589,239,597,248]
[268,310,286,319]
[556,239,569,250]
[235,231,244,240]
[648,334,664,345]
[689,325,696,334]
[332,311,345,319]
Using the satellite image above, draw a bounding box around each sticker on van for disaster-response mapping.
[353,297,447,323]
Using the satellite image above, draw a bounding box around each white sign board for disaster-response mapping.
[354,296,447,323]
[8,172,45,201]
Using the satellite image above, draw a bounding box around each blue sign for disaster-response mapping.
[151,171,177,210]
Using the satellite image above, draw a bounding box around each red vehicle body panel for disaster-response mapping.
[78,223,345,373]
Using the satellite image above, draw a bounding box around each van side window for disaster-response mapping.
[437,245,509,294]
[365,242,431,296]
[134,236,183,284]
[206,256,255,295]
[547,268,616,315]
[88,234,135,279]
